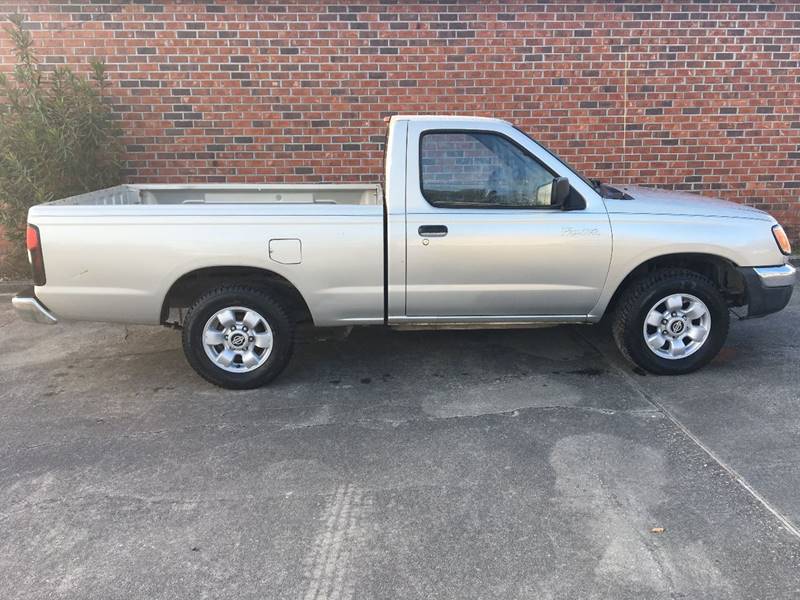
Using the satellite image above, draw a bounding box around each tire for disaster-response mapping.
[182,286,294,389]
[611,269,730,375]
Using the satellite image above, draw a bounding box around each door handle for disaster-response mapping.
[418,225,448,237]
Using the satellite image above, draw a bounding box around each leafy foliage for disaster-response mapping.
[0,13,122,263]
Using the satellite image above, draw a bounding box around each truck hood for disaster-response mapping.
[607,185,773,221]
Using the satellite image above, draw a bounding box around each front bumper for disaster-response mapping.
[737,264,796,319]
[11,286,58,325]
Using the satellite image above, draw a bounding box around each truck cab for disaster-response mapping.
[385,115,612,323]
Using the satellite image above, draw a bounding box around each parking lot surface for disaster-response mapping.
[1,287,799,599]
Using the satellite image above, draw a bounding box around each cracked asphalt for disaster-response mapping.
[1,286,799,599]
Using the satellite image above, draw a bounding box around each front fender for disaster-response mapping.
[590,214,785,318]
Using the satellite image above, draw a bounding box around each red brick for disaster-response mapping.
[0,0,796,241]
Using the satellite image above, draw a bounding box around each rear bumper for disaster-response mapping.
[11,286,58,325]
[738,264,796,319]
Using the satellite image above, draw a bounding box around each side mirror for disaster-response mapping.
[561,186,587,211]
[550,176,571,206]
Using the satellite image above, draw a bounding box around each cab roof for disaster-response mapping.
[388,115,512,126]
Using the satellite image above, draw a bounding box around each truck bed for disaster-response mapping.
[47,183,382,207]
[29,183,385,327]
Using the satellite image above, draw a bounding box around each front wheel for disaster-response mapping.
[611,269,730,375]
[182,286,294,389]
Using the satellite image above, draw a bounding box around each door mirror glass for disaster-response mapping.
[536,181,553,206]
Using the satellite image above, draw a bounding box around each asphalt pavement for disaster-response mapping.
[1,286,799,599]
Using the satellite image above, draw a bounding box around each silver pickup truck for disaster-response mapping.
[13,115,796,388]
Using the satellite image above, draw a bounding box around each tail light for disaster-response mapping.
[26,224,46,286]
[772,225,792,256]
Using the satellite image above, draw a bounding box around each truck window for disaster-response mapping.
[420,131,556,209]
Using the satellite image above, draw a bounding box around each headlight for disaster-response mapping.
[772,224,792,256]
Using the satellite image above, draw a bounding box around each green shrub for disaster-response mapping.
[0,14,122,274]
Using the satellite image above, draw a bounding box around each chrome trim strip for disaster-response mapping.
[11,295,58,324]
[753,264,797,288]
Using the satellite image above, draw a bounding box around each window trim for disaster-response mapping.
[418,129,559,210]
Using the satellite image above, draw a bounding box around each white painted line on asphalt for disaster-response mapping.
[577,330,800,541]
[650,397,800,540]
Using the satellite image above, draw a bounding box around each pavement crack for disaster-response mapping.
[278,405,660,431]
[0,493,263,519]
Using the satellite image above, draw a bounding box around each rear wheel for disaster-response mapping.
[611,269,729,375]
[182,286,294,389]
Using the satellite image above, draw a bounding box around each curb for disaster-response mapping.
[0,280,31,294]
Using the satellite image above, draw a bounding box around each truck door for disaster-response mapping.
[403,121,612,319]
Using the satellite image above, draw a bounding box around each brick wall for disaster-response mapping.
[0,0,798,241]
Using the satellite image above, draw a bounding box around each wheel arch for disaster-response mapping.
[160,266,313,325]
[600,252,747,318]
